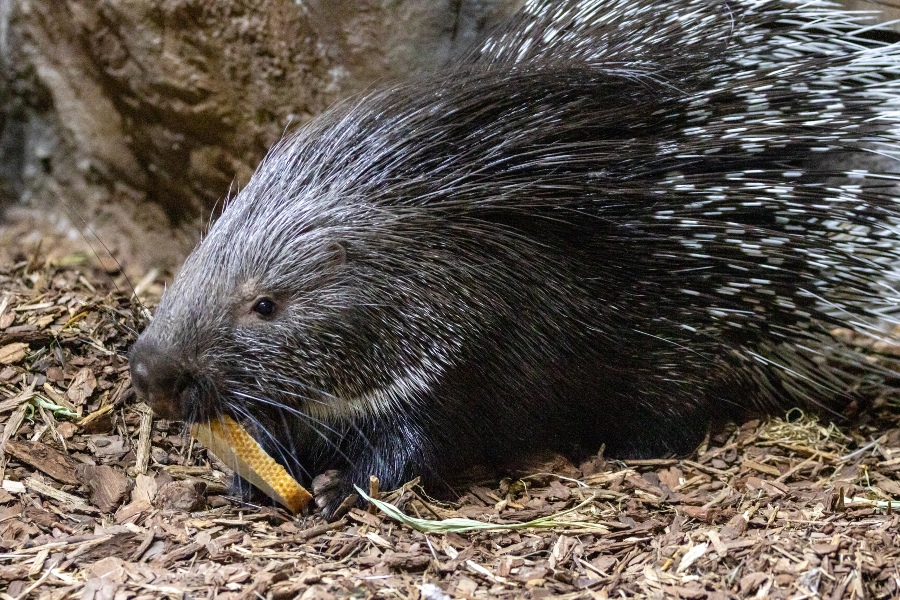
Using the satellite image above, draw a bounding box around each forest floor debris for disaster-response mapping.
[0,239,898,600]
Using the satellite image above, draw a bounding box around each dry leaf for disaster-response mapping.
[67,367,98,405]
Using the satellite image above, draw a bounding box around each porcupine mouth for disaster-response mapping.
[150,374,222,426]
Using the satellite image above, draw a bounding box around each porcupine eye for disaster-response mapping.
[251,297,277,319]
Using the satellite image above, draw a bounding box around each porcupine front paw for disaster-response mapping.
[312,469,358,519]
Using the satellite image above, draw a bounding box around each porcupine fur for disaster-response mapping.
[130,0,900,514]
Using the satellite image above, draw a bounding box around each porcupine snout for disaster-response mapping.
[130,338,198,422]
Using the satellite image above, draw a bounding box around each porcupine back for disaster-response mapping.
[448,0,900,408]
[131,0,900,511]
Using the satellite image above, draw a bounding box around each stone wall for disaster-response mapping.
[0,0,518,269]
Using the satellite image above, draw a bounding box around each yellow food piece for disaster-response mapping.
[190,415,312,513]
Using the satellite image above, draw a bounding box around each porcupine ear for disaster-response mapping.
[459,0,736,73]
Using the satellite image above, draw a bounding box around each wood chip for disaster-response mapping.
[4,439,81,485]
[79,465,130,513]
[133,402,153,475]
[0,342,28,365]
[26,476,97,513]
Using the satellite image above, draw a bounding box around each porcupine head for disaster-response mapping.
[130,0,900,515]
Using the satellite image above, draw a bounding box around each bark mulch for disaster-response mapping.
[0,241,898,600]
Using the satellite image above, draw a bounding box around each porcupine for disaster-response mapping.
[130,0,900,514]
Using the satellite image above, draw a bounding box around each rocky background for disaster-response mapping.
[0,0,520,271]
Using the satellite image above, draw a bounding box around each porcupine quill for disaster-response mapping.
[131,0,900,515]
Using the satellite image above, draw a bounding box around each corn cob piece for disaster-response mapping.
[190,414,312,513]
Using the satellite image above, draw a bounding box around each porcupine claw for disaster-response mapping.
[311,470,350,518]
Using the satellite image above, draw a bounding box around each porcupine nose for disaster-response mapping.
[129,338,191,421]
